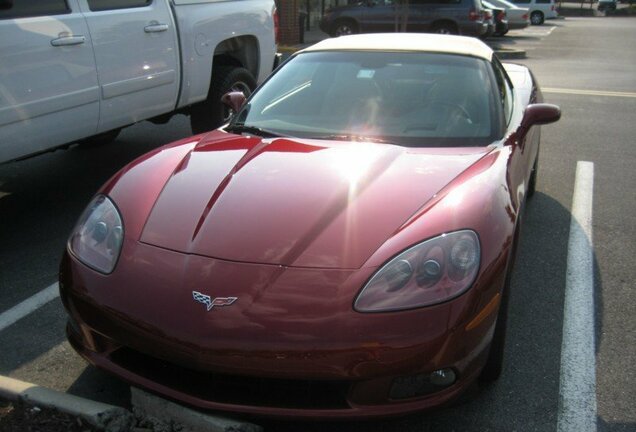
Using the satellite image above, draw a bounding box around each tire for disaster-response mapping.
[479,217,522,383]
[527,156,539,198]
[78,128,121,147]
[530,11,544,25]
[432,22,458,35]
[332,19,357,37]
[190,66,256,134]
[479,282,509,382]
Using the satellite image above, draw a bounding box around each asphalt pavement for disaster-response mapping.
[1,16,635,432]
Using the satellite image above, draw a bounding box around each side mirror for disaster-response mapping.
[514,103,561,141]
[0,0,13,10]
[221,91,247,117]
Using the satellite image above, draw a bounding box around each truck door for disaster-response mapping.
[77,0,179,133]
[0,0,99,163]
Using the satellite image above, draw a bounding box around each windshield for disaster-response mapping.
[231,51,501,147]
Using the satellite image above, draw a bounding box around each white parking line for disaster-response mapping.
[0,283,59,332]
[543,88,636,98]
[557,161,597,432]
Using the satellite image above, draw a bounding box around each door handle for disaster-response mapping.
[144,22,169,33]
[51,35,86,47]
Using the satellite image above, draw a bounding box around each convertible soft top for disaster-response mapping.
[300,33,494,61]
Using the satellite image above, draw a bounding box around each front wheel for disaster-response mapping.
[190,66,256,134]
[432,22,458,35]
[332,19,357,37]
[530,11,544,25]
[479,217,522,382]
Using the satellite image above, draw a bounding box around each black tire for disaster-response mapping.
[530,11,544,25]
[432,22,458,35]
[479,218,522,383]
[527,156,539,198]
[332,19,357,37]
[190,66,256,134]
[78,128,121,147]
[479,280,510,382]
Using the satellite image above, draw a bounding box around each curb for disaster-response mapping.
[494,49,527,60]
[0,375,134,432]
[131,387,263,432]
[277,45,300,53]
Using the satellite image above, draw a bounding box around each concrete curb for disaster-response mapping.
[494,49,527,60]
[0,375,134,432]
[131,387,263,432]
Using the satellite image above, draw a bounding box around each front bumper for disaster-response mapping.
[60,240,506,418]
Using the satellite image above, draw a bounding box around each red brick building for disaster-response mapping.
[277,0,300,45]
[277,0,348,45]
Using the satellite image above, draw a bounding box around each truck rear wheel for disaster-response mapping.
[190,66,256,134]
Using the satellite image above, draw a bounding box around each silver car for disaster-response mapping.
[485,0,530,30]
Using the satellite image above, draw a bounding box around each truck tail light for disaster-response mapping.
[497,11,506,20]
[273,7,280,44]
[469,8,480,21]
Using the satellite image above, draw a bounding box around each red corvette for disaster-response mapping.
[60,34,560,419]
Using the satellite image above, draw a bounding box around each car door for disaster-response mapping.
[77,0,179,133]
[361,0,397,33]
[0,0,99,163]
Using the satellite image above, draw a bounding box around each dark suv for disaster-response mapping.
[320,0,488,37]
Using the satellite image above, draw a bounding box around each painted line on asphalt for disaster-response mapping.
[0,283,59,332]
[543,87,636,98]
[557,161,597,432]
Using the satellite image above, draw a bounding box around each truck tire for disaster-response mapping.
[190,66,256,134]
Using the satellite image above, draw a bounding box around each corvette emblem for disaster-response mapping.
[192,291,237,311]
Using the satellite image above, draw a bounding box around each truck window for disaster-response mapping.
[0,0,70,19]
[87,0,152,11]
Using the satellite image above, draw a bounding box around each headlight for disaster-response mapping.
[354,230,480,312]
[69,195,124,274]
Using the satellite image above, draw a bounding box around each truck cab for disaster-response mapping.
[0,0,277,163]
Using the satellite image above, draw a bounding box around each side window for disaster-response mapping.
[536,0,551,3]
[511,0,531,3]
[87,0,151,12]
[0,0,70,19]
[491,59,513,124]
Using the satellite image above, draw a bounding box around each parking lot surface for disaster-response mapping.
[1,16,635,432]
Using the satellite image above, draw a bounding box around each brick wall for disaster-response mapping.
[278,0,300,45]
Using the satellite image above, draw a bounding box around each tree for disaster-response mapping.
[394,0,410,32]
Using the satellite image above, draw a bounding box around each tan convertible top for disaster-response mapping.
[300,33,494,61]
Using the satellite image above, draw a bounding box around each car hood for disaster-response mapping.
[139,132,491,269]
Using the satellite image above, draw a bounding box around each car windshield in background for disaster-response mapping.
[232,51,500,147]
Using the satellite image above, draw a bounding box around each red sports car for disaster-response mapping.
[60,33,560,419]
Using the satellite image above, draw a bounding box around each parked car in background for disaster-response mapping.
[61,33,560,419]
[0,0,279,163]
[486,0,529,30]
[482,5,495,37]
[598,0,617,12]
[319,0,488,37]
[509,0,558,24]
[483,0,509,36]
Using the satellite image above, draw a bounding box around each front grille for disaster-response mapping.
[109,347,352,410]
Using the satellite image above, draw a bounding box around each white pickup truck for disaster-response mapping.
[0,0,278,163]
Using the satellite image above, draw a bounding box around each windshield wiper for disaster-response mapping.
[225,124,284,138]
